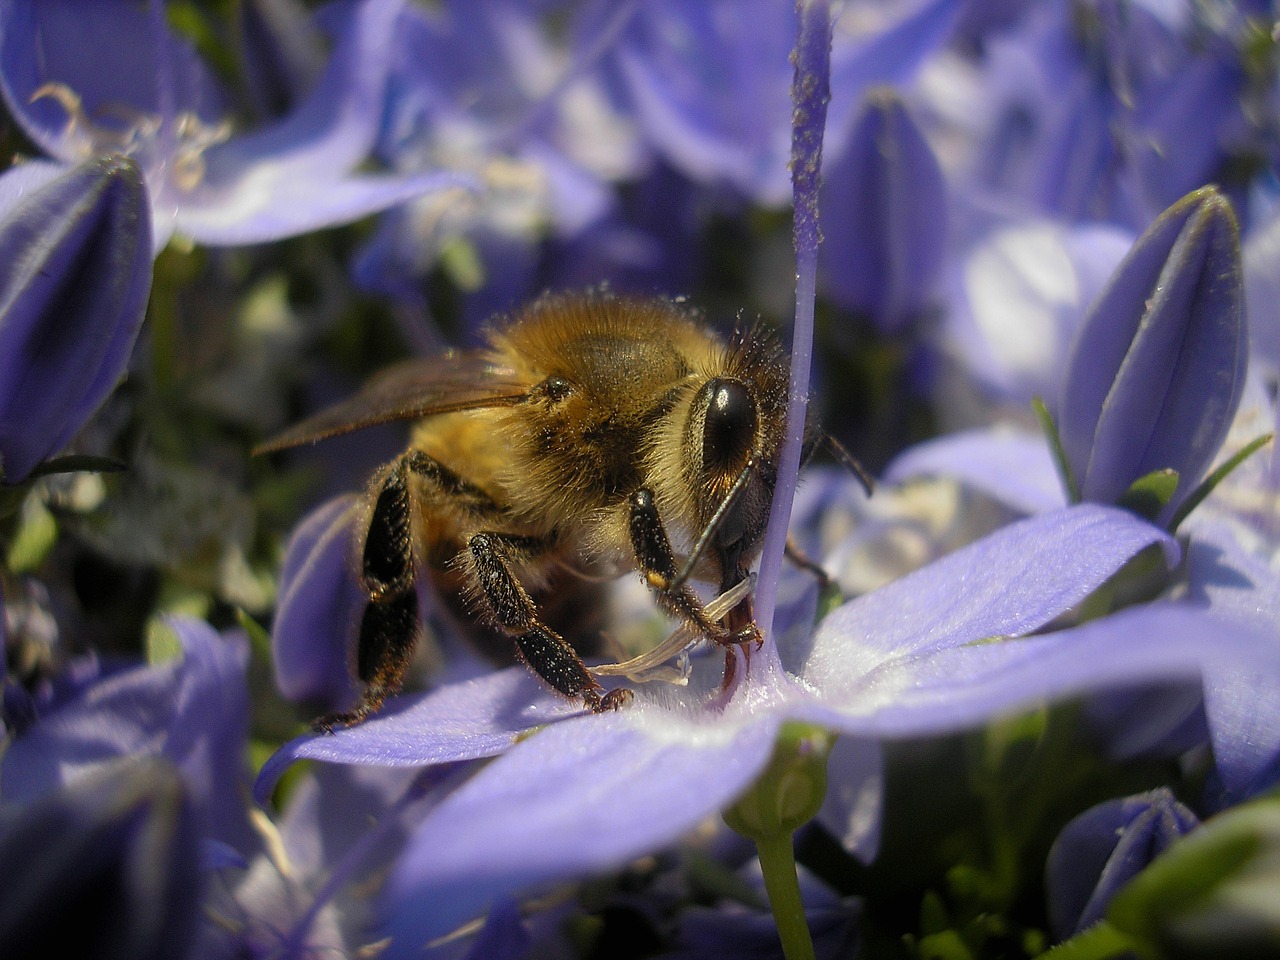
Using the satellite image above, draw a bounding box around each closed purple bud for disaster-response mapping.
[272,494,364,710]
[0,757,202,960]
[1046,787,1198,940]
[1058,186,1248,524]
[820,88,947,333]
[0,155,152,483]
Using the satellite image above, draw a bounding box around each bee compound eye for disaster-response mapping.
[700,378,756,471]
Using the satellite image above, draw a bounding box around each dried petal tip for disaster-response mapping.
[1058,185,1247,527]
[0,155,153,483]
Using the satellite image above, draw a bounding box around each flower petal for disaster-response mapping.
[271,494,363,709]
[820,88,947,331]
[883,426,1066,515]
[253,665,579,804]
[171,170,475,247]
[379,708,782,946]
[800,604,1277,740]
[799,503,1176,693]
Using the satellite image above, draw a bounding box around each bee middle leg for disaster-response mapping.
[467,532,632,713]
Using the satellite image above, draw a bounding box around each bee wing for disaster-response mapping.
[254,354,530,454]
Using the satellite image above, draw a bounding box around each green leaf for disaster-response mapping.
[1167,432,1275,532]
[6,493,58,573]
[145,619,185,665]
[1116,469,1179,522]
[237,609,274,665]
[1033,397,1080,504]
[26,454,127,479]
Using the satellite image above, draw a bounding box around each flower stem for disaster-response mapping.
[756,832,818,960]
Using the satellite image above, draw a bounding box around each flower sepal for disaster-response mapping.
[1115,469,1180,524]
[724,722,835,842]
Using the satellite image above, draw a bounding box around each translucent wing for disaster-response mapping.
[254,353,530,454]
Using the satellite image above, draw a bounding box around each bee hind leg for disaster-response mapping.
[467,532,629,713]
[313,455,423,732]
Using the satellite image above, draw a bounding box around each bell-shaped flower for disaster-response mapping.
[0,757,203,960]
[0,0,473,252]
[0,154,151,484]
[1045,788,1198,941]
[819,89,947,334]
[1058,185,1248,526]
[0,617,254,852]
[203,763,451,960]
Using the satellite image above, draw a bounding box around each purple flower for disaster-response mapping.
[949,2,1258,228]
[0,154,151,484]
[0,757,203,960]
[938,217,1134,410]
[604,0,963,206]
[352,0,639,336]
[0,0,472,251]
[1059,186,1248,524]
[253,503,1280,949]
[1182,519,1280,808]
[819,88,947,333]
[1,617,254,852]
[202,763,455,960]
[1045,788,1198,940]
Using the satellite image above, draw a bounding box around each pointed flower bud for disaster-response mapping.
[0,758,202,960]
[1108,792,1280,957]
[820,87,947,333]
[1058,187,1248,526]
[0,155,152,483]
[1046,787,1199,941]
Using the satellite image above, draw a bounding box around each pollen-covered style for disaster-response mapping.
[259,291,792,728]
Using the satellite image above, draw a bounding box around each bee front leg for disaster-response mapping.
[467,532,631,713]
[627,489,755,644]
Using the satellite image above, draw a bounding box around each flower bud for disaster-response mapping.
[724,722,834,840]
[1058,186,1248,526]
[0,155,152,483]
[1046,787,1198,940]
[820,88,947,334]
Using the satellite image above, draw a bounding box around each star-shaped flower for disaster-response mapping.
[0,0,473,252]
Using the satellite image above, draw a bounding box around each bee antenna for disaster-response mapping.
[669,458,757,592]
[823,432,874,497]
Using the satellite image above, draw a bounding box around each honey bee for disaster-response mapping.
[260,291,856,730]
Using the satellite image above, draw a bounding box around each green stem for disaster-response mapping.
[755,832,817,960]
